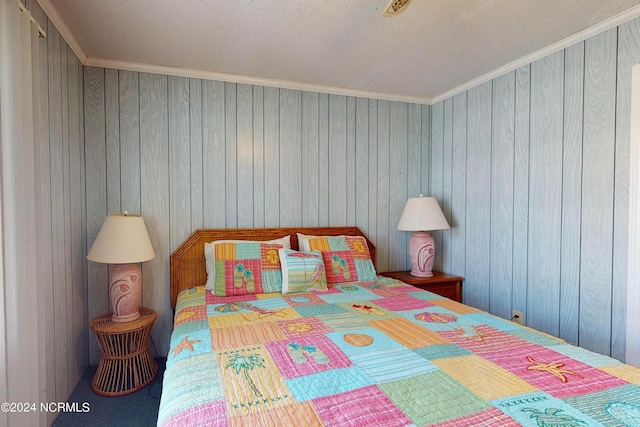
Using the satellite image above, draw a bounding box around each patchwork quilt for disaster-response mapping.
[158,277,640,426]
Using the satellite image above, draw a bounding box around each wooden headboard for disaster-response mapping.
[169,227,375,307]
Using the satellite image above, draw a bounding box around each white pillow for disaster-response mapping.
[297,232,320,252]
[204,235,291,290]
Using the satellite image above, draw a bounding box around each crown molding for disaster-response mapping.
[38,0,640,106]
[38,0,432,104]
[84,57,432,105]
[432,4,640,104]
[37,0,86,62]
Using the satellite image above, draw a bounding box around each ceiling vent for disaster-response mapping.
[383,0,411,17]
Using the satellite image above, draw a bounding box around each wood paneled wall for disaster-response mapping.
[16,3,640,421]
[83,74,431,362]
[432,21,640,361]
[16,0,88,424]
[80,17,640,365]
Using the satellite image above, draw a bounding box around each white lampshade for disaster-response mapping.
[87,213,155,264]
[397,195,450,232]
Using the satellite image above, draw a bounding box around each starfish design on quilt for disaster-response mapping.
[171,336,202,357]
[526,356,583,383]
[521,408,587,427]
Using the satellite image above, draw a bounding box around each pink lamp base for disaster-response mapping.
[109,263,142,323]
[408,231,435,277]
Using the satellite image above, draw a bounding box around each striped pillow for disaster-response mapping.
[279,249,327,294]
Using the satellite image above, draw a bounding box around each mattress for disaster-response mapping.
[157,277,640,426]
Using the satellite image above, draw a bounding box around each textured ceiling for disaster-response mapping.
[43,0,640,103]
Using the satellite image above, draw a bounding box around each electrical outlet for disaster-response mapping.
[511,310,524,325]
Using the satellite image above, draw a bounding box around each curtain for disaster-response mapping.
[0,1,45,425]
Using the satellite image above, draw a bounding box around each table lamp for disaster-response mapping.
[87,212,155,322]
[397,195,450,277]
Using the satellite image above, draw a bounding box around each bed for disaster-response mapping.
[158,227,640,426]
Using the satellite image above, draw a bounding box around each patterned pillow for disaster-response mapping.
[297,233,376,284]
[279,249,327,294]
[204,236,290,295]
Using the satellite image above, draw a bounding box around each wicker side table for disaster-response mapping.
[90,307,158,396]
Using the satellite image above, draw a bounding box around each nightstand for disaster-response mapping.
[381,270,463,302]
[90,307,158,396]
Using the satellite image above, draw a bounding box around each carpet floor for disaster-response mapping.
[52,358,165,427]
